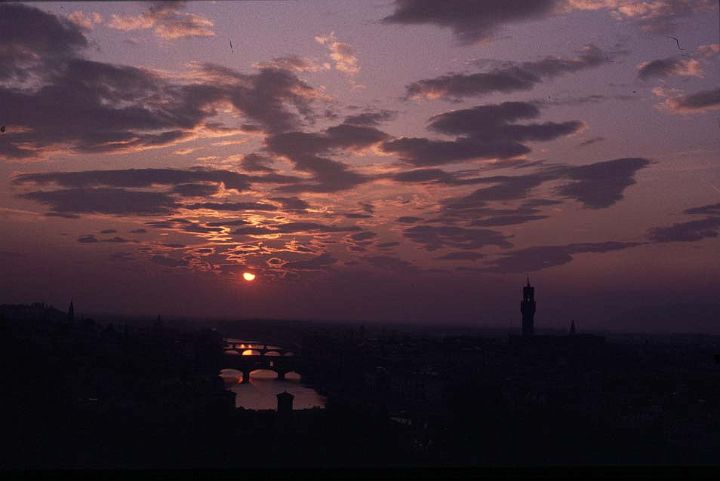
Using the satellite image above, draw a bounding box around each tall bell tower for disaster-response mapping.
[520,276,535,336]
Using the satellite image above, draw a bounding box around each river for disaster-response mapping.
[220,338,326,410]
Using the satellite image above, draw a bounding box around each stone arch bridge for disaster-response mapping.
[222,339,302,384]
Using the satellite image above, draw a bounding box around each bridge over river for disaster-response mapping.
[222,338,303,384]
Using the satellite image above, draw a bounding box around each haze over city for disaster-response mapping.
[1,1,718,331]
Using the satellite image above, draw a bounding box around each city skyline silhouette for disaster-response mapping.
[1,1,719,476]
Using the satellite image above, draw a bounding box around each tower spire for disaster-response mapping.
[520,277,536,336]
[67,299,74,322]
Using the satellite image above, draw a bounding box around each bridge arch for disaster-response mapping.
[249,368,278,380]
[219,368,243,384]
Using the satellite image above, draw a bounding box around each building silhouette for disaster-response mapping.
[520,276,536,336]
[277,390,294,415]
[276,391,294,431]
[67,300,74,323]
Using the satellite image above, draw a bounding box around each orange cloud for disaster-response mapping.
[67,11,103,30]
[108,2,214,40]
[653,87,720,114]
[315,32,360,76]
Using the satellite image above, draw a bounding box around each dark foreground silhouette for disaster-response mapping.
[1,302,720,472]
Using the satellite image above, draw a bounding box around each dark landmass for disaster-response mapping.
[1,302,720,471]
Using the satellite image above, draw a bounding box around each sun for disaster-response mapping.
[242,272,256,282]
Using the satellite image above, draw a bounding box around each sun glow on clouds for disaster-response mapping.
[1,1,719,326]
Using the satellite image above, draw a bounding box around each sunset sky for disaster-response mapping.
[1,1,718,331]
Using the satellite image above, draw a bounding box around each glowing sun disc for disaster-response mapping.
[242,272,256,282]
